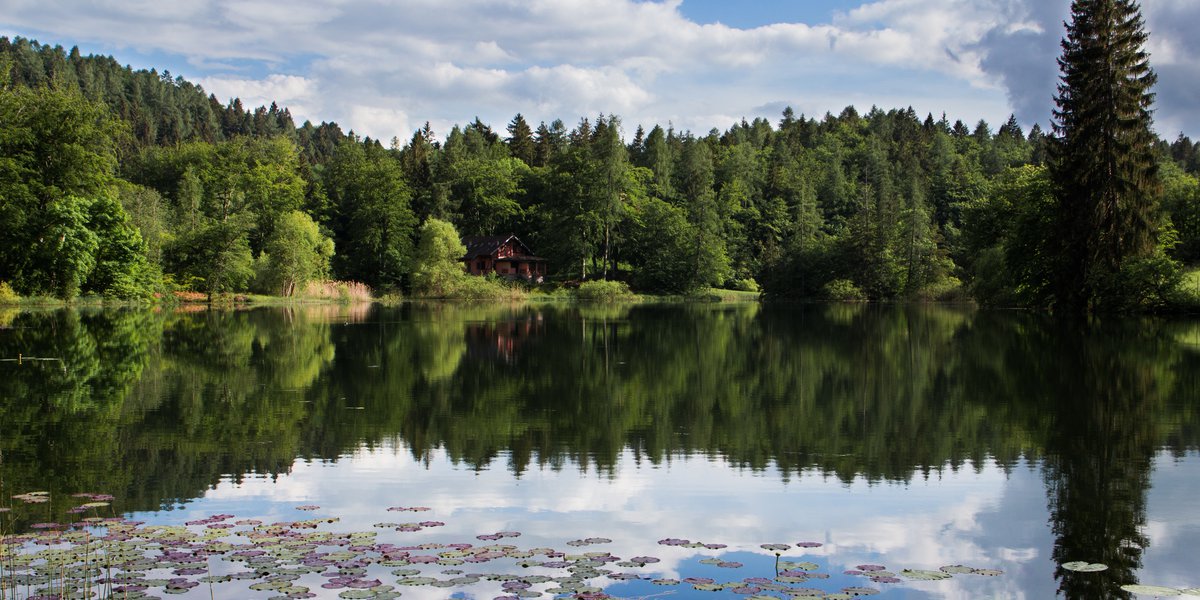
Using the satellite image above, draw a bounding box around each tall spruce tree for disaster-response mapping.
[1049,0,1161,312]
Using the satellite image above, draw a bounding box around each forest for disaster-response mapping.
[1,25,1198,309]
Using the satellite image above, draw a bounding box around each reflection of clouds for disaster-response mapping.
[134,447,1200,600]
[1139,452,1200,591]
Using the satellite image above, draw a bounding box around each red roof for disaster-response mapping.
[460,234,546,262]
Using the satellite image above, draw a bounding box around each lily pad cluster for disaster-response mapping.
[1061,561,1200,597]
[0,492,1023,600]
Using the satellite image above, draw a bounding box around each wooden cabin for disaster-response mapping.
[461,235,548,282]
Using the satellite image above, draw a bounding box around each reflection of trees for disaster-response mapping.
[2,302,1200,574]
[0,308,338,523]
[1039,321,1175,599]
[0,310,162,525]
[953,314,1186,598]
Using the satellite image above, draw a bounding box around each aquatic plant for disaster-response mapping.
[0,491,1039,600]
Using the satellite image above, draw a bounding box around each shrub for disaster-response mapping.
[822,279,866,303]
[918,276,967,302]
[0,281,18,305]
[730,278,760,293]
[574,280,636,302]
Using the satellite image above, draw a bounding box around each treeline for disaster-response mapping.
[2,36,1199,304]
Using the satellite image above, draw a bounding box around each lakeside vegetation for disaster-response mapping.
[1,2,1197,311]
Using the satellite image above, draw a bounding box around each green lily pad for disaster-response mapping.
[780,561,820,571]
[397,576,437,585]
[842,587,881,596]
[777,576,809,584]
[901,569,952,581]
[1062,562,1108,572]
[1121,585,1181,596]
[940,565,975,574]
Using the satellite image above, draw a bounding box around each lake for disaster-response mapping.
[1,302,1199,599]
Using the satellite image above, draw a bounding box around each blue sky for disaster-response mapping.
[2,0,1197,141]
[678,0,858,28]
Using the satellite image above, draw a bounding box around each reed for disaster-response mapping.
[301,280,374,304]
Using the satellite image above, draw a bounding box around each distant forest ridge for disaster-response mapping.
[2,35,1199,306]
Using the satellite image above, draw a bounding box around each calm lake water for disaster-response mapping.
[1,302,1199,600]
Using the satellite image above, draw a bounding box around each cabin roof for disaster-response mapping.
[460,234,545,261]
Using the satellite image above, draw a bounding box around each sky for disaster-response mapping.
[2,0,1197,142]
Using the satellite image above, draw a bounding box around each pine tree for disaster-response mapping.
[1049,0,1161,312]
[505,113,534,165]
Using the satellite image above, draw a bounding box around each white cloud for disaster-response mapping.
[2,0,1197,138]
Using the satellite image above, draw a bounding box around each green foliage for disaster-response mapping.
[822,278,867,302]
[1048,0,1162,312]
[730,278,760,293]
[574,280,636,302]
[1160,161,1200,262]
[625,196,698,293]
[3,32,1192,312]
[166,216,256,295]
[1086,251,1181,312]
[0,74,134,298]
[0,281,17,304]
[409,218,469,297]
[260,211,334,296]
[325,138,416,290]
[83,191,157,299]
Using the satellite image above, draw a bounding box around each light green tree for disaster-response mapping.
[260,210,334,296]
[409,218,469,297]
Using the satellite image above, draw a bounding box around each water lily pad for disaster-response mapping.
[1062,562,1108,572]
[761,544,790,552]
[973,569,1004,577]
[785,588,827,597]
[842,587,881,596]
[781,562,820,572]
[652,579,680,586]
[397,577,438,585]
[901,569,952,581]
[1120,585,1181,596]
[693,583,726,592]
[940,565,975,574]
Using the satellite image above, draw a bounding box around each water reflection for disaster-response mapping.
[1,303,1199,597]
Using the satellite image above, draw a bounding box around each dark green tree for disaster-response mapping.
[506,113,535,165]
[1049,0,1167,312]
